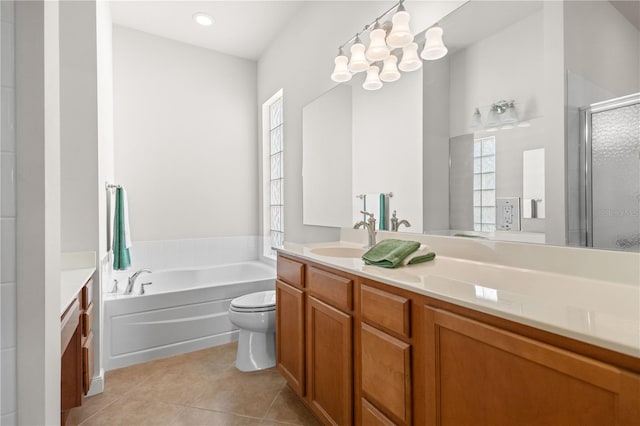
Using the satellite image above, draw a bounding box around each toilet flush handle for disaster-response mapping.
[139,282,153,295]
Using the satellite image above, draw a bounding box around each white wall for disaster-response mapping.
[60,0,98,253]
[352,70,423,231]
[95,0,113,395]
[16,1,61,423]
[302,84,352,228]
[257,1,463,243]
[0,1,16,424]
[448,10,544,138]
[112,26,257,241]
[423,56,451,232]
[564,1,640,99]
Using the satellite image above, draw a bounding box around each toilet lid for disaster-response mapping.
[231,290,276,309]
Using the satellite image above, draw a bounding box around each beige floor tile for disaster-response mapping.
[75,343,321,425]
[66,392,121,426]
[190,370,285,418]
[103,361,158,396]
[170,406,262,426]
[79,397,183,426]
[124,368,213,406]
[264,387,321,426]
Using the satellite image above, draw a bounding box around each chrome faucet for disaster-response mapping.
[353,210,377,248]
[391,210,411,232]
[125,269,152,295]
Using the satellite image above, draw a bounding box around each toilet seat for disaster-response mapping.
[230,290,275,313]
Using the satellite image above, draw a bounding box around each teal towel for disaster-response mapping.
[407,251,436,265]
[379,193,386,231]
[113,188,131,270]
[362,239,420,268]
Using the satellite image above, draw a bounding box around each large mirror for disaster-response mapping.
[302,0,640,251]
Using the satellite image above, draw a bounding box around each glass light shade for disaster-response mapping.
[363,65,383,91]
[349,40,369,73]
[485,105,500,131]
[421,25,448,60]
[501,102,518,124]
[331,54,352,83]
[398,42,422,72]
[366,28,390,61]
[470,108,483,130]
[387,10,413,48]
[380,55,401,82]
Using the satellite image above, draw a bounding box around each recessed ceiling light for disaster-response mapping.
[193,12,214,27]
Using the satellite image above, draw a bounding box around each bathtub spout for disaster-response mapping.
[125,269,152,295]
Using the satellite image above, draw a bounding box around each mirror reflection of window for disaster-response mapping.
[473,136,496,232]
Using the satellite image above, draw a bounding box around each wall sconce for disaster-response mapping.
[331,0,449,91]
[470,100,529,131]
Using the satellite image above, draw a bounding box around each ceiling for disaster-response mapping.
[611,0,640,32]
[109,1,304,61]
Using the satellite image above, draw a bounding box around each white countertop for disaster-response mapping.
[61,268,95,315]
[61,251,97,315]
[277,241,640,359]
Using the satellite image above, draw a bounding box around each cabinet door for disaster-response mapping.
[425,306,640,426]
[307,296,353,425]
[82,331,94,395]
[361,323,411,425]
[276,279,305,396]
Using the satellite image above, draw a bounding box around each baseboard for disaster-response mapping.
[86,369,105,396]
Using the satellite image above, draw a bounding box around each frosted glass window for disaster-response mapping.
[473,136,496,231]
[270,98,283,129]
[270,125,282,153]
[270,152,283,180]
[264,91,284,258]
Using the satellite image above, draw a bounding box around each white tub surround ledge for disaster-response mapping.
[276,231,640,359]
[61,251,96,314]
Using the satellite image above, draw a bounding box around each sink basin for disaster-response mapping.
[310,247,365,258]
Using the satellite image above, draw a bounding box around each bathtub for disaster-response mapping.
[104,261,275,370]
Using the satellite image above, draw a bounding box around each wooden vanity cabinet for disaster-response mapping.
[276,253,640,426]
[424,306,640,426]
[359,283,413,425]
[81,280,94,395]
[306,266,354,426]
[61,277,95,425]
[276,256,306,397]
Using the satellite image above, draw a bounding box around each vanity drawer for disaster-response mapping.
[83,302,94,338]
[61,298,80,351]
[308,266,353,312]
[81,278,93,310]
[361,284,411,338]
[82,331,94,395]
[277,256,305,289]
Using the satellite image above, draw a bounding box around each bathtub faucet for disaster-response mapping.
[125,269,152,295]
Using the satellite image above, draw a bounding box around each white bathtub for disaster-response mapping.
[104,261,275,370]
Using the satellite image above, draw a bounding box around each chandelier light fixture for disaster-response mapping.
[331,0,449,91]
[470,100,530,132]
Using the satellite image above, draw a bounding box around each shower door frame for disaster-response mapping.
[581,92,640,248]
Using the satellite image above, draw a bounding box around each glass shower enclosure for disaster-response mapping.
[581,93,640,251]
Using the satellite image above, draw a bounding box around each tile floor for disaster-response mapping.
[68,342,321,426]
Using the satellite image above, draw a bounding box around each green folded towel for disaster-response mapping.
[362,239,420,268]
[406,251,436,265]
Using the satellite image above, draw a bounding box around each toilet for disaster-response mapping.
[228,290,276,372]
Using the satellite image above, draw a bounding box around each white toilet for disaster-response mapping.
[228,290,276,372]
